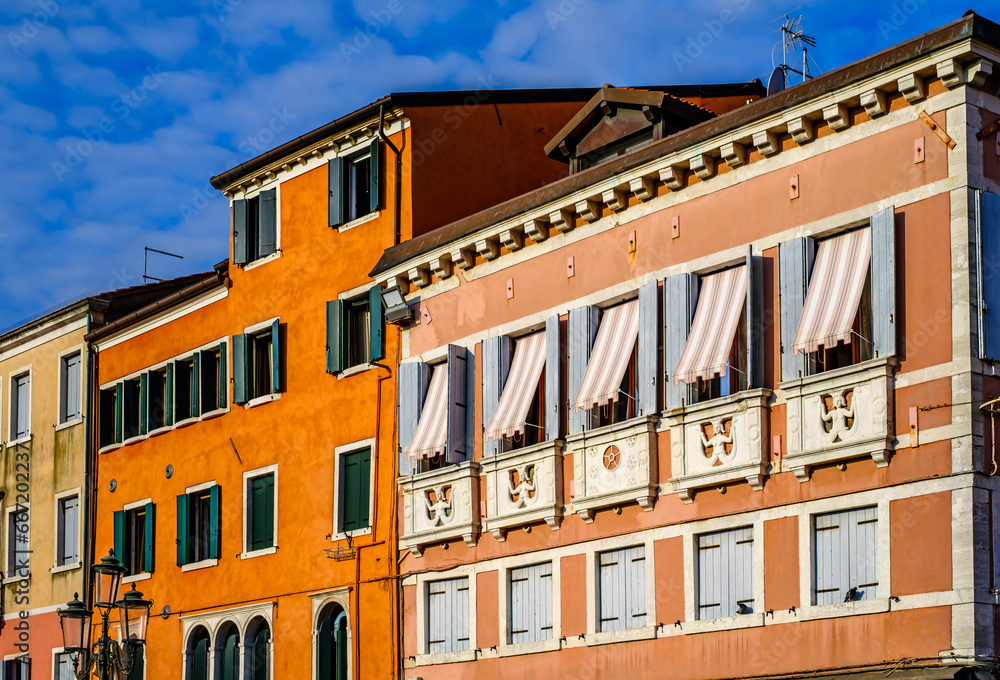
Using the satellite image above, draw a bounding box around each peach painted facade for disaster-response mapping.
[373,13,1000,680]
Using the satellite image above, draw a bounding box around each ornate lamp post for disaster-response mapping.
[57,551,152,680]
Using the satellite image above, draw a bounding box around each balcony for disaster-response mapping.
[566,415,658,523]
[482,440,565,541]
[400,461,481,556]
[664,388,772,503]
[780,357,896,481]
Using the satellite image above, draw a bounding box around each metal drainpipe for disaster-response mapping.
[377,104,402,246]
[82,314,97,610]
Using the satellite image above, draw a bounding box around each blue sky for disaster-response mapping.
[0,0,971,329]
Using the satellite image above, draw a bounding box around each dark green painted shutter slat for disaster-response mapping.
[369,138,381,213]
[327,300,343,374]
[233,334,248,404]
[252,629,270,680]
[318,614,333,679]
[233,199,249,265]
[176,494,189,566]
[144,502,155,573]
[343,452,360,532]
[114,510,125,563]
[369,284,384,362]
[165,363,175,426]
[114,382,123,443]
[259,189,277,257]
[222,632,239,680]
[271,319,281,393]
[209,485,220,559]
[359,449,371,528]
[218,342,228,408]
[127,651,144,680]
[250,475,274,551]
[191,352,202,417]
[263,475,274,549]
[193,637,209,680]
[334,612,348,680]
[138,373,148,435]
[329,158,345,228]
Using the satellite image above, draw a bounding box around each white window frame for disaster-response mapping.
[121,497,153,584]
[242,464,278,559]
[684,519,764,631]
[180,602,274,680]
[331,438,375,542]
[497,555,561,656]
[243,317,282,409]
[52,487,82,573]
[52,646,79,680]
[8,365,31,445]
[56,346,85,429]
[413,566,477,666]
[181,482,219,572]
[336,283,377,379]
[4,504,29,585]
[584,536,656,645]
[309,587,352,680]
[239,183,282,271]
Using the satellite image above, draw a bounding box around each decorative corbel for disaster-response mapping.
[967,58,994,88]
[549,208,574,233]
[860,89,888,118]
[720,142,747,168]
[936,58,963,89]
[897,74,926,103]
[407,265,432,289]
[450,246,476,270]
[524,218,550,242]
[601,188,628,212]
[822,103,851,132]
[786,117,814,145]
[752,130,779,157]
[628,176,656,201]
[575,199,600,223]
[430,254,453,280]
[658,165,685,191]
[499,227,525,252]
[689,153,716,180]
[475,236,501,261]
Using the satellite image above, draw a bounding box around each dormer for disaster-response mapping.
[543,85,717,173]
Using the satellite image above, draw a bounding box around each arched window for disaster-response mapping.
[246,617,271,680]
[317,604,349,680]
[216,622,240,680]
[186,627,210,680]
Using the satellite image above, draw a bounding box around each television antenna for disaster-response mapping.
[770,11,819,90]
[143,246,183,283]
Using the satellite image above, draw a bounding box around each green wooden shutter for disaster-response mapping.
[327,300,343,374]
[176,494,189,566]
[259,189,277,257]
[138,373,148,435]
[233,334,248,404]
[114,510,125,562]
[334,612,348,680]
[127,650,144,680]
[114,383,123,443]
[369,284,384,362]
[369,138,381,213]
[251,629,270,680]
[144,502,155,573]
[222,632,239,680]
[191,352,202,416]
[209,484,220,559]
[165,363,175,426]
[359,449,371,529]
[217,342,228,409]
[193,636,209,680]
[329,158,345,228]
[271,319,281,393]
[250,475,274,551]
[317,614,333,680]
[233,199,249,265]
[343,450,371,532]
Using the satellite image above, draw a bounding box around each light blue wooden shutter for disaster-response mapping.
[369,138,381,213]
[778,237,815,381]
[259,189,277,257]
[138,372,148,435]
[545,315,560,441]
[663,273,697,410]
[813,506,878,605]
[398,362,429,476]
[599,546,646,632]
[427,578,469,653]
[870,206,896,359]
[329,158,344,228]
[509,562,553,644]
[746,249,764,388]
[270,319,281,393]
[637,280,659,415]
[568,305,599,434]
[369,284,384,362]
[697,526,753,619]
[233,199,249,265]
[446,345,471,463]
[144,502,155,573]
[983,193,1000,359]
[481,335,512,457]
[326,301,343,374]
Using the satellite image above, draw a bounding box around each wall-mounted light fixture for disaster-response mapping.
[380,285,410,324]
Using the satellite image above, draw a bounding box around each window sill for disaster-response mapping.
[241,546,277,560]
[330,527,372,543]
[337,210,380,233]
[412,649,476,667]
[147,426,171,438]
[200,407,229,421]
[122,572,152,584]
[497,638,560,657]
[242,250,281,271]
[173,417,199,429]
[123,434,147,446]
[794,597,889,622]
[662,612,764,637]
[181,558,218,573]
[337,363,374,380]
[50,562,81,575]
[585,624,656,646]
[3,575,27,585]
[99,443,122,454]
[55,417,83,432]
[7,435,32,448]
[244,393,281,410]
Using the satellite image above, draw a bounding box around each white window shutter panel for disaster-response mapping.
[870,205,896,359]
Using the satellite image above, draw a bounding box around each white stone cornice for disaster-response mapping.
[629,176,656,201]
[823,104,851,132]
[720,141,746,168]
[752,130,779,157]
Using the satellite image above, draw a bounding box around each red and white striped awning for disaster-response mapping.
[573,299,639,412]
[405,364,448,460]
[674,265,748,385]
[484,332,546,442]
[793,228,871,355]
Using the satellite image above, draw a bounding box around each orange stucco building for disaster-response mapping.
[370,12,1000,680]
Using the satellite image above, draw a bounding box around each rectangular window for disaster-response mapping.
[56,495,79,567]
[426,577,469,654]
[696,526,754,619]
[6,509,28,576]
[146,367,168,432]
[347,151,372,223]
[200,344,226,414]
[343,296,371,370]
[115,504,154,576]
[597,546,646,632]
[55,652,75,680]
[813,506,878,605]
[177,486,219,566]
[2,657,30,680]
[250,330,274,399]
[247,473,275,552]
[60,352,81,423]
[233,190,277,266]
[174,358,194,421]
[815,268,873,373]
[99,386,119,447]
[122,377,141,440]
[340,449,371,533]
[508,562,552,644]
[234,322,281,405]
[11,372,30,440]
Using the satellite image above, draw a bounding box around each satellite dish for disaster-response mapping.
[766,67,786,96]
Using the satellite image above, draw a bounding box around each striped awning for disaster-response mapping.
[793,228,871,355]
[405,364,448,460]
[674,265,748,385]
[573,299,639,412]
[484,332,546,442]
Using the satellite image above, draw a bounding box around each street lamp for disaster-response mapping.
[57,550,152,680]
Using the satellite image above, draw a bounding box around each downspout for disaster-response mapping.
[377,104,403,246]
[82,313,97,610]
